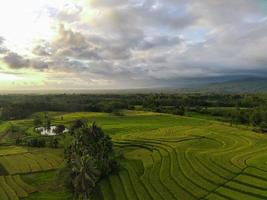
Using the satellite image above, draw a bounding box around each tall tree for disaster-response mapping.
[65,120,118,199]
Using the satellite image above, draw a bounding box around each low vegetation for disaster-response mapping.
[0,175,36,200]
[0,93,267,199]
[104,124,267,200]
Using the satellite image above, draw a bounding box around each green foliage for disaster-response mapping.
[6,123,24,135]
[0,93,266,132]
[231,107,250,124]
[64,121,118,199]
[2,110,267,199]
[0,164,8,175]
[260,122,267,133]
[112,109,124,116]
[44,112,52,131]
[0,175,37,199]
[4,123,26,141]
[33,115,42,127]
[174,105,185,116]
[0,148,63,174]
[23,171,72,200]
[49,136,59,148]
[26,138,46,147]
[250,106,267,127]
[15,137,22,145]
[0,93,265,120]
[99,120,267,200]
[54,124,65,134]
[69,119,86,133]
[60,133,74,149]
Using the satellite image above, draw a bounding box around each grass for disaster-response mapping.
[1,110,267,199]
[0,146,28,156]
[22,171,72,200]
[0,148,63,175]
[80,111,267,200]
[0,175,36,200]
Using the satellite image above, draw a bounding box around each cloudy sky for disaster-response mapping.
[0,0,267,90]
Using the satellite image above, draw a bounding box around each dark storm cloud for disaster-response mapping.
[3,52,48,70]
[3,52,29,69]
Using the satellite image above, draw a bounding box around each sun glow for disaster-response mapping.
[0,73,18,81]
[0,0,69,54]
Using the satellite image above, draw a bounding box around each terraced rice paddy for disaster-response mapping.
[0,148,63,175]
[1,111,267,199]
[0,146,63,199]
[96,120,267,200]
[0,175,36,200]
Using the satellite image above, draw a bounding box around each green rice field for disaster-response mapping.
[1,111,267,199]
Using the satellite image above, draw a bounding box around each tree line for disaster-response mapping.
[0,93,265,119]
[0,93,266,132]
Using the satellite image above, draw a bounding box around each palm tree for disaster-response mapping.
[72,155,100,199]
[65,121,118,198]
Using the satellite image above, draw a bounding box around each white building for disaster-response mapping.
[35,126,68,136]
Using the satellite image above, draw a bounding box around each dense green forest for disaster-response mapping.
[1,93,267,132]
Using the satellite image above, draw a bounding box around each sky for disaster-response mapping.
[0,0,267,90]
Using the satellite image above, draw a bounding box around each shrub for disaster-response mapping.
[55,124,65,135]
[49,137,59,148]
[26,138,46,147]
[260,122,267,133]
[33,115,42,127]
[15,137,22,145]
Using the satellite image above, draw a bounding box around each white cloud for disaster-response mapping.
[1,0,267,89]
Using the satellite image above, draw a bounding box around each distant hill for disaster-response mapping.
[1,77,266,94]
[195,77,267,93]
